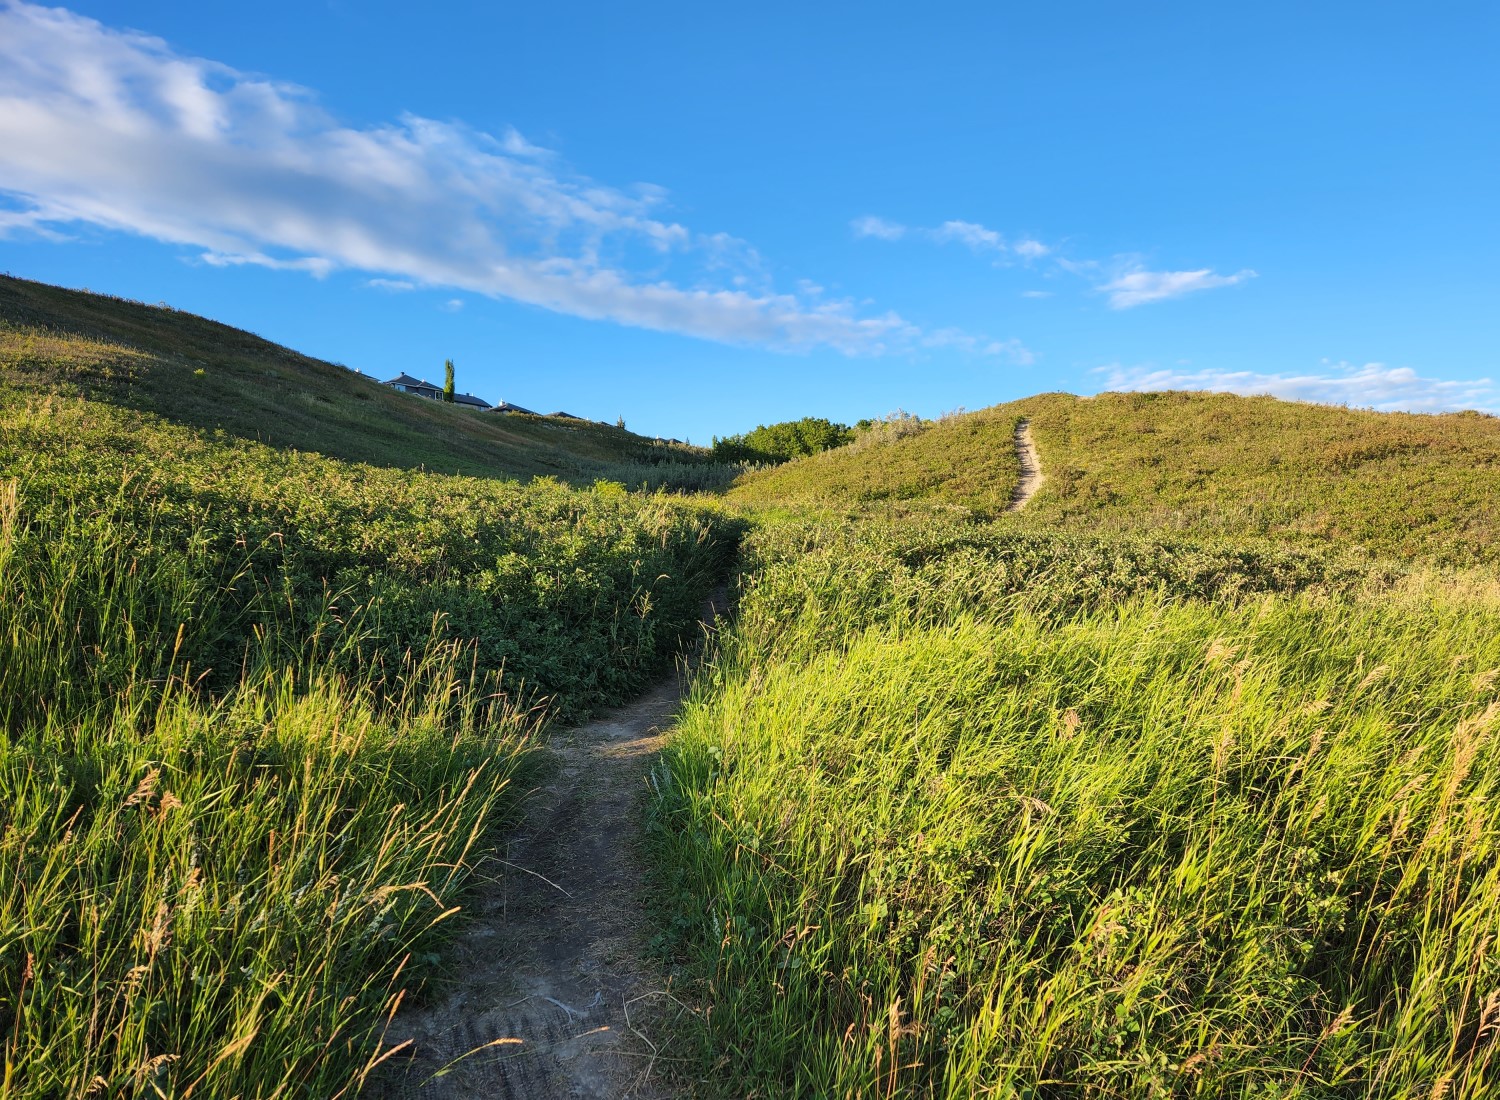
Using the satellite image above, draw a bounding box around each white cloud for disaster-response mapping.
[851,214,1252,312]
[922,328,1034,365]
[441,298,464,312]
[200,251,334,276]
[855,214,1052,260]
[0,2,960,356]
[932,220,1004,251]
[1095,361,1499,414]
[851,215,906,240]
[365,277,416,292]
[0,205,68,239]
[1101,267,1256,309]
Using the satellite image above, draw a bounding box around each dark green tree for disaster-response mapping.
[443,359,455,403]
[711,416,854,464]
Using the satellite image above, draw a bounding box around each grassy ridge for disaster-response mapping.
[727,409,1024,515]
[728,391,1500,564]
[0,274,731,489]
[1019,391,1500,566]
[0,378,736,1094]
[652,524,1500,1097]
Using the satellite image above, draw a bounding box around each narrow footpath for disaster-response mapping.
[378,606,724,1099]
[1009,417,1044,511]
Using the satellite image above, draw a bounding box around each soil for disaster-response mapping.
[374,602,725,1099]
[1009,417,1044,511]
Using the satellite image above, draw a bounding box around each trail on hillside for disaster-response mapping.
[1009,417,1044,511]
[376,604,724,1100]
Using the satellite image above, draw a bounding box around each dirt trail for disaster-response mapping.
[1009,418,1044,511]
[377,607,724,1099]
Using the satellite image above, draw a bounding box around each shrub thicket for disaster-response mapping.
[712,416,854,465]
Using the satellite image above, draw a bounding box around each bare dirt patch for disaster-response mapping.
[376,607,724,1099]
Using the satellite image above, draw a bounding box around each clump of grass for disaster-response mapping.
[577,457,753,494]
[651,524,1500,1098]
[0,485,538,1097]
[1,395,741,722]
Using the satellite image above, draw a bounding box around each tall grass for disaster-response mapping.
[2,396,740,721]
[651,522,1500,1098]
[0,386,733,1094]
[0,485,542,1096]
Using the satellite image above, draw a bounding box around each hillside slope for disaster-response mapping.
[0,274,708,483]
[1019,391,1500,565]
[730,391,1500,565]
[727,406,1025,513]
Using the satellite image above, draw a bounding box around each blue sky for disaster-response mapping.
[1,1,1496,441]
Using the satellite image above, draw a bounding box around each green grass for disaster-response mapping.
[16,268,1500,1098]
[0,273,736,489]
[0,485,537,1096]
[1017,391,1500,566]
[0,346,737,1094]
[727,409,1023,516]
[1,393,739,722]
[650,521,1500,1097]
[728,391,1500,565]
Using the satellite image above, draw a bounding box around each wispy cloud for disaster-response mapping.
[856,214,1251,308]
[922,328,1035,364]
[365,277,417,292]
[1095,361,1499,413]
[932,220,1004,251]
[850,215,906,241]
[1101,266,1256,309]
[0,2,995,357]
[856,215,1039,260]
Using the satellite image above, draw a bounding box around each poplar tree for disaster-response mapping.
[443,359,455,403]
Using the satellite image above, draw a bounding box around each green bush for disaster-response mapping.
[712,417,854,465]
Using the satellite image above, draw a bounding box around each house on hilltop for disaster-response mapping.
[384,373,442,399]
[491,401,537,415]
[382,373,493,410]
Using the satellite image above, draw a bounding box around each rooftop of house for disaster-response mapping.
[383,373,434,389]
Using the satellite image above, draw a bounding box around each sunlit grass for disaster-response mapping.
[652,521,1500,1098]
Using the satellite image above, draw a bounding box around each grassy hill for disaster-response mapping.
[14,265,1500,1098]
[1019,391,1500,565]
[655,389,1500,1096]
[0,273,718,486]
[729,390,1500,565]
[0,275,746,1096]
[727,407,1024,514]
